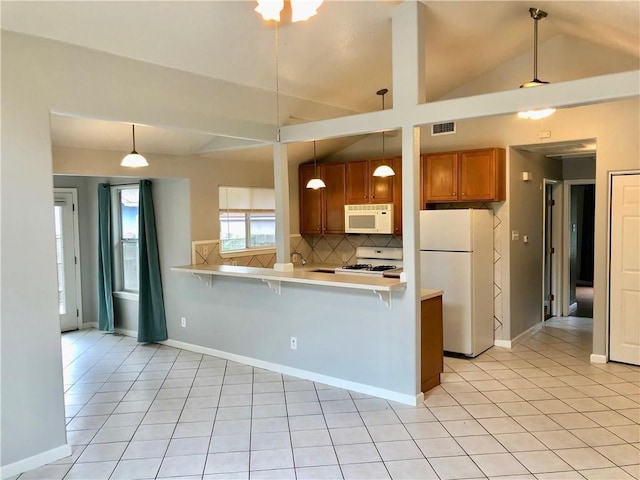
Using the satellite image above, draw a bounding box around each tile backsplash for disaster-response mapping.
[300,234,402,265]
[191,234,402,269]
[192,236,314,269]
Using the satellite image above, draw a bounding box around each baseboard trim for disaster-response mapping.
[82,322,97,330]
[161,338,420,405]
[590,354,608,364]
[494,322,542,350]
[0,444,71,479]
[115,327,138,338]
[112,329,421,405]
[511,322,541,347]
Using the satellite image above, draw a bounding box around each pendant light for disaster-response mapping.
[372,88,395,178]
[518,7,556,120]
[120,124,148,168]
[305,141,326,189]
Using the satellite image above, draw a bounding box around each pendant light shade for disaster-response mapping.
[121,124,148,168]
[518,7,555,120]
[305,141,326,190]
[372,164,395,177]
[372,88,395,178]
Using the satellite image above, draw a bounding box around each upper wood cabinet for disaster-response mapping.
[422,148,505,205]
[391,156,403,235]
[299,164,323,235]
[299,163,346,235]
[322,163,347,234]
[346,159,394,204]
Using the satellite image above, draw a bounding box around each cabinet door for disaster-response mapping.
[460,148,501,201]
[346,161,370,204]
[424,153,458,202]
[299,164,322,235]
[369,158,394,203]
[391,156,402,235]
[322,163,346,234]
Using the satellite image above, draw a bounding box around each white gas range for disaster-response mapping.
[334,246,403,276]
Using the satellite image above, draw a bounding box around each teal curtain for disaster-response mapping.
[97,183,114,332]
[137,179,168,343]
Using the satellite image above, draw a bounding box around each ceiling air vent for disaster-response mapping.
[431,122,456,136]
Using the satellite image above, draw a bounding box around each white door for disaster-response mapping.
[54,191,80,332]
[610,173,640,365]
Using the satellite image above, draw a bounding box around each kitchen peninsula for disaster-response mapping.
[171,263,407,307]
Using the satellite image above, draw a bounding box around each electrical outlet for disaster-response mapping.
[202,245,210,257]
[538,130,551,139]
[181,317,187,328]
[341,254,347,263]
[290,336,297,350]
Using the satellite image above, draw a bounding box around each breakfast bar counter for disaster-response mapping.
[171,263,407,306]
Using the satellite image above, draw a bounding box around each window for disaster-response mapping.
[113,186,139,292]
[219,186,276,253]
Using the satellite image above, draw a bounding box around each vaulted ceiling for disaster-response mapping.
[2,1,639,159]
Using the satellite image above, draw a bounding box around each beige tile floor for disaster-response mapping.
[15,316,639,479]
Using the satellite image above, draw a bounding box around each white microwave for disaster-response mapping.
[344,203,394,234]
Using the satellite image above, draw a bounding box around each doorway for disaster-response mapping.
[54,188,82,331]
[562,180,595,318]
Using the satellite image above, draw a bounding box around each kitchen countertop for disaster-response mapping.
[171,263,406,293]
[421,289,444,301]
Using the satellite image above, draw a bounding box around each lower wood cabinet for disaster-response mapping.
[421,295,443,392]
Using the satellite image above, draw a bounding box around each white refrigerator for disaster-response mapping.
[419,209,494,357]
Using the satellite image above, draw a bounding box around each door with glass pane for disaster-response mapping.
[54,190,80,332]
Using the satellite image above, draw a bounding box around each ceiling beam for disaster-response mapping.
[278,70,640,143]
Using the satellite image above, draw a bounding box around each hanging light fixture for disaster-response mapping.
[372,88,395,178]
[518,7,556,120]
[255,0,323,23]
[120,124,148,168]
[305,141,326,189]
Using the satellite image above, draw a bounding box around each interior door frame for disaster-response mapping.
[561,179,595,316]
[54,187,83,330]
[542,179,563,321]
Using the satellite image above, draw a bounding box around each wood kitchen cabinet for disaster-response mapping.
[346,159,394,204]
[421,294,443,392]
[422,148,505,205]
[391,156,402,235]
[299,163,346,235]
